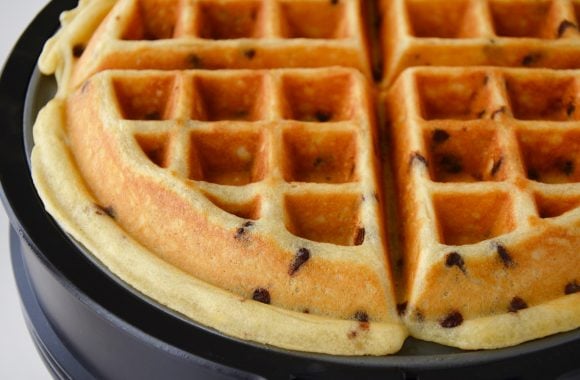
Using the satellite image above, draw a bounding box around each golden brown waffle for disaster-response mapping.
[43,0,372,91]
[379,0,580,85]
[33,66,407,354]
[384,66,580,348]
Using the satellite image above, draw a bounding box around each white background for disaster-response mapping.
[0,1,53,379]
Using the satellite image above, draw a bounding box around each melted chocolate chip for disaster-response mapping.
[354,227,365,246]
[235,228,246,239]
[527,168,540,181]
[95,204,115,219]
[491,106,507,120]
[557,20,578,38]
[440,154,463,174]
[560,160,575,176]
[235,221,254,239]
[187,54,203,69]
[495,243,514,268]
[396,258,404,269]
[315,111,332,122]
[508,296,528,313]
[372,67,382,83]
[445,252,466,273]
[252,288,271,304]
[440,311,463,328]
[410,152,428,167]
[565,280,580,295]
[567,102,576,117]
[432,129,450,144]
[354,311,369,323]
[145,111,161,120]
[243,49,256,59]
[522,53,541,66]
[288,248,310,276]
[491,157,504,177]
[72,43,85,58]
[397,302,408,316]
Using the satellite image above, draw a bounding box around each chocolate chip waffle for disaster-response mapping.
[384,66,580,348]
[31,0,580,356]
[33,65,406,354]
[379,0,580,85]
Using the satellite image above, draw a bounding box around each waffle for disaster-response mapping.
[30,0,580,356]
[41,0,372,92]
[32,64,407,354]
[379,0,580,85]
[384,66,580,348]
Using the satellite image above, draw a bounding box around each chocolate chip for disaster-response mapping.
[95,204,115,219]
[330,0,339,4]
[565,280,580,294]
[235,221,254,239]
[288,248,310,276]
[145,111,161,120]
[440,154,463,174]
[243,49,256,59]
[372,67,382,82]
[396,258,404,269]
[72,43,85,58]
[557,20,578,38]
[440,311,463,328]
[303,308,310,314]
[495,243,514,268]
[252,288,270,304]
[410,152,428,167]
[397,302,408,316]
[315,111,332,122]
[508,296,528,313]
[445,252,466,273]
[560,160,574,176]
[491,157,504,176]
[522,53,541,66]
[232,110,249,119]
[432,129,450,144]
[354,311,369,322]
[491,106,506,120]
[567,102,576,117]
[354,227,365,246]
[187,54,203,69]
[527,168,540,181]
